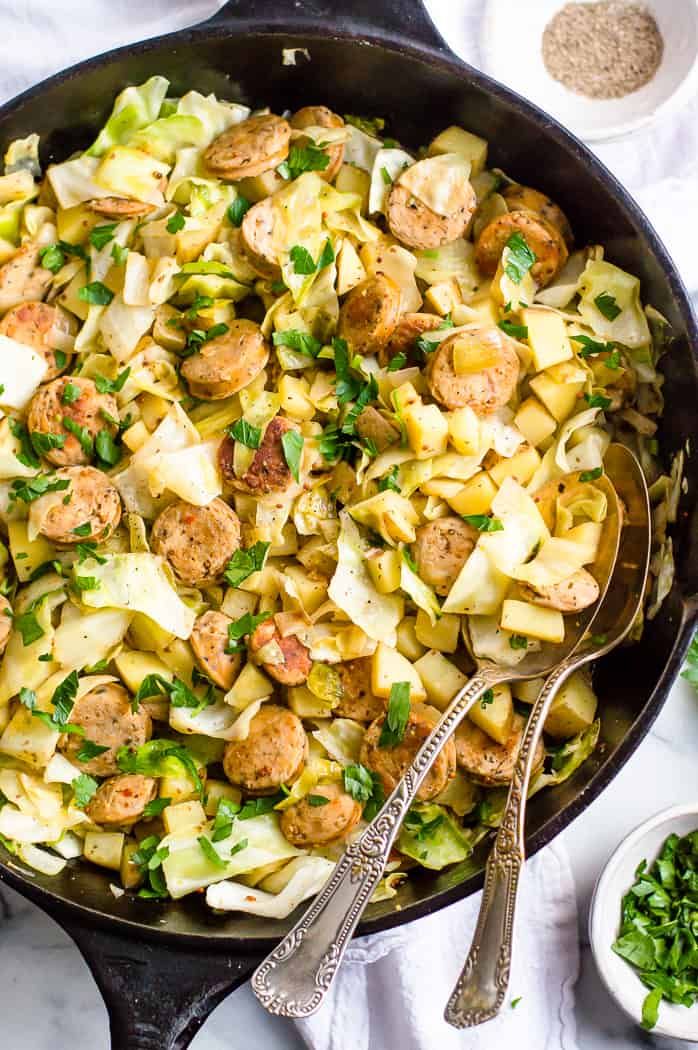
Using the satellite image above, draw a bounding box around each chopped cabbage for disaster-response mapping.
[442,547,509,616]
[468,614,534,667]
[364,243,421,313]
[328,512,402,645]
[206,856,334,917]
[47,155,114,209]
[397,154,471,217]
[0,333,48,410]
[87,76,170,156]
[99,294,156,363]
[414,238,480,300]
[368,148,414,215]
[530,720,600,794]
[478,478,549,578]
[176,91,250,141]
[343,125,383,173]
[16,843,67,876]
[554,408,606,474]
[400,555,441,625]
[577,259,650,348]
[397,803,474,870]
[311,717,365,766]
[53,608,132,669]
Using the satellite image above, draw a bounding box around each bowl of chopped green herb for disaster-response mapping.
[590,804,698,1037]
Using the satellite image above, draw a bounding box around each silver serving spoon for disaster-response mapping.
[445,443,651,1028]
[251,458,623,1019]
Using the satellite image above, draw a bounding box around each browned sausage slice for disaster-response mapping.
[86,773,157,826]
[455,713,544,786]
[248,616,312,686]
[60,682,152,776]
[0,244,53,315]
[0,595,12,655]
[354,406,400,453]
[204,114,291,180]
[190,610,243,690]
[378,311,442,368]
[240,197,280,278]
[236,415,300,495]
[412,516,478,596]
[521,568,600,613]
[337,274,401,356]
[27,376,119,467]
[502,184,573,248]
[180,319,269,400]
[475,210,568,287]
[31,465,122,545]
[222,703,308,794]
[386,181,476,251]
[334,657,385,721]
[360,702,456,802]
[88,197,156,219]
[0,301,75,380]
[279,781,362,847]
[151,498,241,586]
[290,105,345,183]
[425,327,520,413]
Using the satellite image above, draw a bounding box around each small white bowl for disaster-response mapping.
[589,803,698,1039]
[480,0,698,142]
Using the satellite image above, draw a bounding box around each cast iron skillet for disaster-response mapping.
[0,1,696,1046]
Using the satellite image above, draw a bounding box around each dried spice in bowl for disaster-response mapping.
[542,1,664,99]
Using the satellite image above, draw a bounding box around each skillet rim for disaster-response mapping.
[0,19,696,950]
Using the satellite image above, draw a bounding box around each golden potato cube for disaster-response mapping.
[420,478,464,500]
[122,420,151,452]
[367,549,402,594]
[427,126,488,175]
[425,278,462,316]
[413,650,468,710]
[287,684,335,718]
[114,650,172,695]
[529,372,583,422]
[7,521,55,583]
[514,397,557,448]
[396,617,428,662]
[237,169,287,201]
[463,293,498,327]
[335,163,371,212]
[488,444,541,487]
[56,203,100,244]
[221,588,258,620]
[447,406,481,455]
[278,375,315,421]
[84,831,125,872]
[372,642,427,702]
[392,381,421,414]
[403,402,449,460]
[225,663,273,708]
[452,337,500,375]
[283,564,329,613]
[162,800,207,835]
[512,677,545,703]
[522,307,573,372]
[204,780,242,817]
[544,671,598,739]
[446,471,498,516]
[336,239,366,296]
[414,609,460,653]
[500,600,565,643]
[468,682,514,745]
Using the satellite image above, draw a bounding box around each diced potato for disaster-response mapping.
[462,291,498,327]
[452,336,500,375]
[349,490,419,544]
[419,478,463,500]
[155,639,195,683]
[500,600,565,643]
[447,405,480,456]
[428,126,488,175]
[162,800,207,835]
[0,706,58,769]
[221,588,258,620]
[335,163,371,212]
[114,650,172,695]
[392,381,421,414]
[122,420,151,452]
[514,397,557,448]
[239,564,279,597]
[153,303,187,351]
[139,393,170,431]
[127,613,175,652]
[159,766,206,805]
[336,239,366,296]
[413,650,468,710]
[396,617,427,662]
[488,444,541,487]
[56,203,101,244]
[468,682,514,745]
[425,278,462,316]
[372,642,427,702]
[203,780,242,817]
[415,609,460,653]
[283,565,328,613]
[512,677,545,703]
[530,372,583,422]
[7,520,55,583]
[544,671,598,739]
[403,402,448,460]
[84,831,125,872]
[237,169,287,201]
[279,375,315,421]
[522,307,573,371]
[367,549,402,594]
[287,684,335,718]
[446,471,498,516]
[225,663,273,708]
[120,838,144,889]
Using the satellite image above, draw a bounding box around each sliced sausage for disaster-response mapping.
[151,497,241,586]
[426,327,520,413]
[27,376,119,467]
[88,197,155,219]
[240,197,280,278]
[0,595,12,655]
[412,516,478,597]
[236,415,300,495]
[180,319,269,400]
[360,702,456,802]
[334,657,385,721]
[190,609,243,690]
[475,210,568,287]
[378,311,442,368]
[354,405,399,453]
[248,616,311,686]
[386,181,476,251]
[222,703,308,794]
[0,244,53,315]
[60,682,152,777]
[455,712,544,786]
[31,465,122,545]
[279,780,362,848]
[337,274,401,356]
[204,114,291,180]
[85,773,157,826]
[0,301,76,380]
[521,567,600,613]
[290,105,345,183]
[502,184,573,248]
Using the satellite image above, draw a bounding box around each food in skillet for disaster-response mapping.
[0,78,680,916]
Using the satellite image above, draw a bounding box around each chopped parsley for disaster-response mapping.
[594,290,622,321]
[223,541,270,588]
[227,418,262,449]
[379,681,411,748]
[78,281,114,306]
[509,634,528,650]
[344,114,385,136]
[76,739,110,763]
[307,794,330,807]
[72,576,100,593]
[387,352,407,372]
[289,244,316,275]
[39,240,86,273]
[504,232,536,284]
[72,773,99,809]
[579,467,603,482]
[584,392,612,410]
[277,143,330,181]
[62,417,94,457]
[272,329,322,357]
[227,196,251,227]
[198,835,228,868]
[211,797,241,842]
[498,320,528,340]
[571,333,615,357]
[225,611,272,654]
[281,429,304,483]
[380,166,392,185]
[462,514,504,532]
[166,211,185,234]
[95,429,120,467]
[9,474,70,505]
[8,418,40,469]
[111,242,128,266]
[480,688,494,708]
[378,465,401,493]
[142,797,171,819]
[61,382,81,405]
[94,367,130,395]
[72,521,93,537]
[89,223,117,250]
[682,632,698,693]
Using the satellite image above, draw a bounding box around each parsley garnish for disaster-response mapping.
[225,611,272,654]
[504,232,536,284]
[344,114,385,136]
[39,240,86,274]
[117,740,203,799]
[9,474,70,504]
[78,281,114,306]
[72,521,93,537]
[387,352,407,371]
[94,368,130,395]
[272,329,322,357]
[509,634,528,650]
[227,196,251,227]
[498,319,528,340]
[211,797,241,841]
[63,417,94,457]
[185,322,229,355]
[95,429,120,467]
[289,239,334,275]
[342,763,384,820]
[223,541,270,588]
[594,291,622,321]
[227,418,262,449]
[681,632,698,693]
[571,333,615,357]
[76,739,110,762]
[89,223,117,250]
[72,773,99,808]
[378,465,401,494]
[277,143,330,181]
[61,383,81,405]
[15,608,45,646]
[579,467,603,482]
[72,576,100,592]
[379,681,411,748]
[166,211,185,234]
[281,429,304,482]
[111,242,128,266]
[307,794,330,807]
[480,688,494,708]
[380,166,392,185]
[462,514,504,532]
[584,393,612,410]
[143,797,171,819]
[8,418,40,469]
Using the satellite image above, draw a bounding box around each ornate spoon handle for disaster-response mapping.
[445,658,577,1028]
[252,672,497,1018]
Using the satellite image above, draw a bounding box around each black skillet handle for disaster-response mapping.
[205,0,449,53]
[59,916,263,1050]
